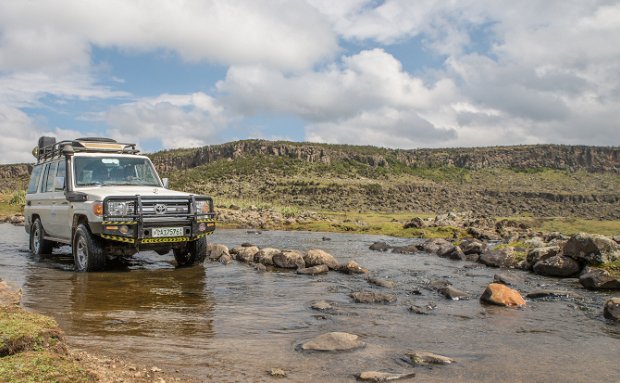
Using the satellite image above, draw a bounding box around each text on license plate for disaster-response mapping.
[151,227,184,238]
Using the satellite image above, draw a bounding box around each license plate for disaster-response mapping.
[151,227,184,238]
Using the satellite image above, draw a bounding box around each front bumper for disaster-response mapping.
[97,195,216,245]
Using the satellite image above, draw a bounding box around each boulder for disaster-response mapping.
[356,371,416,382]
[438,286,468,300]
[303,249,339,269]
[403,217,425,229]
[441,246,466,261]
[459,239,487,255]
[234,246,260,263]
[206,243,230,261]
[532,255,580,277]
[579,268,620,290]
[526,246,561,268]
[369,241,391,252]
[296,264,329,275]
[310,300,334,311]
[367,277,396,289]
[419,238,453,255]
[254,247,280,266]
[350,291,397,304]
[406,351,455,366]
[478,250,517,268]
[219,253,233,265]
[300,332,366,352]
[480,283,526,307]
[467,227,501,241]
[603,297,620,321]
[563,233,620,265]
[273,250,305,269]
[337,261,368,274]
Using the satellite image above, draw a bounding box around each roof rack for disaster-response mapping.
[35,138,140,164]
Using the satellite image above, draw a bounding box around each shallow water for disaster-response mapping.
[1,223,618,382]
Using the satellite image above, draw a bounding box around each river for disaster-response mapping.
[0,223,618,382]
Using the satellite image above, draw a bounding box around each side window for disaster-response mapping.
[27,165,44,194]
[55,161,66,191]
[44,162,58,193]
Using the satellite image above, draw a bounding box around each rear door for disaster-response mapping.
[49,160,71,240]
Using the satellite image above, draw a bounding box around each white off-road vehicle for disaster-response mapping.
[24,137,215,271]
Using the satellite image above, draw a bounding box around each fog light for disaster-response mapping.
[199,222,206,231]
[119,225,129,235]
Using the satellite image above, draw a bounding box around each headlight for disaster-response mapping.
[195,200,210,214]
[107,201,130,216]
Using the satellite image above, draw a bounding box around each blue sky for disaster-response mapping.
[1,1,619,163]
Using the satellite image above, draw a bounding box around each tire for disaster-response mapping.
[173,237,207,267]
[30,218,54,256]
[72,224,106,272]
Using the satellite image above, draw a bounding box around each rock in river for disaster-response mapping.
[254,247,280,266]
[355,371,415,382]
[296,264,329,275]
[603,297,620,321]
[233,246,259,263]
[533,255,581,277]
[493,273,518,286]
[338,260,369,274]
[459,239,487,255]
[369,241,391,252]
[438,286,468,300]
[406,351,455,366]
[303,249,339,269]
[207,243,230,261]
[300,332,366,352]
[273,250,305,269]
[526,246,560,269]
[367,277,396,289]
[350,291,397,304]
[480,283,526,307]
[526,290,583,300]
[478,250,517,268]
[219,253,233,265]
[563,232,620,265]
[579,267,620,290]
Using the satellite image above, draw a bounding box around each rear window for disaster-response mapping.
[27,165,44,194]
[44,162,58,193]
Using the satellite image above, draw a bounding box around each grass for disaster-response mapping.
[0,351,94,383]
[0,307,61,356]
[0,194,22,216]
[538,218,620,236]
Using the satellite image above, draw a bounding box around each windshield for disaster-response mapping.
[74,156,161,187]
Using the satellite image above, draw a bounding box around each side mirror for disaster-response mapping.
[162,178,169,188]
[54,176,65,191]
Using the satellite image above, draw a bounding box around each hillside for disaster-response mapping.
[2,140,619,219]
[150,140,620,219]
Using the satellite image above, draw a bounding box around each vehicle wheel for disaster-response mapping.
[173,237,207,267]
[72,224,106,272]
[30,218,54,255]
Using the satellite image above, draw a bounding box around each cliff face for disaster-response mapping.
[0,164,31,192]
[150,140,620,173]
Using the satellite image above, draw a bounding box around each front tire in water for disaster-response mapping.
[30,218,54,256]
[173,237,207,267]
[72,224,106,272]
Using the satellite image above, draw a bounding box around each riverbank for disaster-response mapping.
[0,280,199,383]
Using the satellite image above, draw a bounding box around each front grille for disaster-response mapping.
[140,200,190,215]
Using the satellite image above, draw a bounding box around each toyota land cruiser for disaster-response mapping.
[24,136,215,271]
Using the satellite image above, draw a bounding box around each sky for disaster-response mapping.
[1,0,619,163]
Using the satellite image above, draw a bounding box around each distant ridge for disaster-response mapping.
[150,140,620,173]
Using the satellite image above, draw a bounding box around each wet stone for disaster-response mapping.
[532,255,580,277]
[603,297,620,321]
[408,305,434,315]
[355,371,416,382]
[338,260,369,274]
[300,332,366,352]
[407,351,455,366]
[269,368,287,378]
[273,250,305,269]
[303,249,339,269]
[391,245,418,254]
[296,264,329,275]
[310,300,333,311]
[480,283,526,307]
[438,286,468,301]
[219,253,233,265]
[526,290,583,300]
[350,291,397,304]
[493,273,518,286]
[206,243,229,261]
[579,267,620,290]
[254,247,280,266]
[369,241,391,252]
[367,277,396,289]
[233,246,260,263]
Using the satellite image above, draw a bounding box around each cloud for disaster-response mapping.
[0,0,337,72]
[104,92,228,150]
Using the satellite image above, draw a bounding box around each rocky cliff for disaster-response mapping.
[150,140,620,173]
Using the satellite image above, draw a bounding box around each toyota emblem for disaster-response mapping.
[154,204,167,214]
